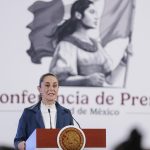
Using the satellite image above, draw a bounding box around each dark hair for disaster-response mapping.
[39,73,59,87]
[52,0,93,44]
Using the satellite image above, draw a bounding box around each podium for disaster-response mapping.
[26,128,106,149]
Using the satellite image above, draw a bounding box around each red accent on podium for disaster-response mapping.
[26,128,106,149]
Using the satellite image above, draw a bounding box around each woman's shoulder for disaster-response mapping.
[54,38,79,55]
[56,102,71,113]
[23,101,40,113]
[58,38,79,48]
[62,35,100,52]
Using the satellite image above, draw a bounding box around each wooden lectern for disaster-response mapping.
[26,128,106,149]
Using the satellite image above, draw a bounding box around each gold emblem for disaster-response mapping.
[57,126,86,150]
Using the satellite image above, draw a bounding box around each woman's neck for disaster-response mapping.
[72,28,92,44]
[41,99,55,106]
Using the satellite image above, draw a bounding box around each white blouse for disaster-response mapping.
[40,102,57,129]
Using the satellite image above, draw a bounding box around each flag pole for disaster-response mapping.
[123,0,136,88]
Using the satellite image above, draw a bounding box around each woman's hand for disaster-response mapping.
[18,141,26,150]
[86,73,105,86]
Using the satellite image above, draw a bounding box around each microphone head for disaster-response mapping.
[48,109,50,113]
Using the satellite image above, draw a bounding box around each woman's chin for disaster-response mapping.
[47,98,56,104]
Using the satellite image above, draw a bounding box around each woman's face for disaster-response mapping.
[81,4,98,29]
[38,75,59,105]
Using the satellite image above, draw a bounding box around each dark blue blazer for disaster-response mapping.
[14,101,73,148]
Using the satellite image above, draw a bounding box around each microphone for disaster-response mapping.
[72,115,81,129]
[65,109,81,129]
[48,109,52,129]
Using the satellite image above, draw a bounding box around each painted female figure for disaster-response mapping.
[50,0,126,87]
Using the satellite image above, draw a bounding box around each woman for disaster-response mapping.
[14,73,73,150]
[50,0,125,87]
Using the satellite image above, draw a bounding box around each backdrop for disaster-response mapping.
[0,0,150,150]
